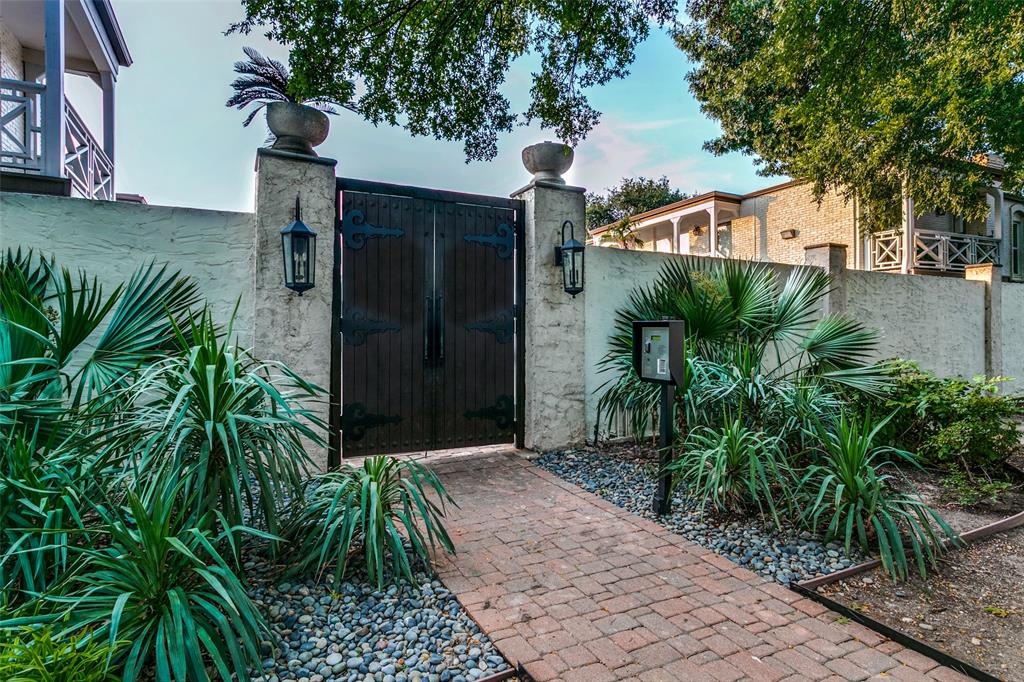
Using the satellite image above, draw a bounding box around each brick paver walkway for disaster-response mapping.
[431,450,968,682]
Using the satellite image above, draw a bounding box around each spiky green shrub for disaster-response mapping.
[108,309,324,536]
[668,419,792,527]
[597,257,884,441]
[286,456,456,588]
[800,414,959,580]
[15,483,269,682]
[0,623,122,682]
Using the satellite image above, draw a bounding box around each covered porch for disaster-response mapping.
[0,0,131,200]
[591,191,742,257]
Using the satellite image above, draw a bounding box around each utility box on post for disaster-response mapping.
[632,319,686,515]
[632,320,686,385]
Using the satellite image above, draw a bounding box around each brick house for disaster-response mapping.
[590,158,1024,281]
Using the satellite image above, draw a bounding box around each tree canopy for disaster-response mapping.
[230,0,676,161]
[586,176,689,248]
[677,0,1024,233]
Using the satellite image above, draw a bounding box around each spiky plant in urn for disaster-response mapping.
[227,47,349,156]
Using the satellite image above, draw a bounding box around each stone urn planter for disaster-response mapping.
[522,141,573,184]
[266,101,330,156]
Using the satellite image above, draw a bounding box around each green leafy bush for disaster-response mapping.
[597,257,884,441]
[110,309,324,536]
[286,456,456,588]
[800,414,958,580]
[25,484,269,682]
[667,419,792,527]
[0,623,121,682]
[860,360,1022,475]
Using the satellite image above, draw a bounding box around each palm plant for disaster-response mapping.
[108,308,324,537]
[10,482,269,682]
[226,47,350,126]
[668,419,792,527]
[800,414,959,580]
[285,456,456,588]
[597,257,885,440]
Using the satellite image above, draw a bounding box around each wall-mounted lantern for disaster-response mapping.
[281,195,317,295]
[554,219,585,297]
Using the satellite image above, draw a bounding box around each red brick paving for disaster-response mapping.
[429,449,970,681]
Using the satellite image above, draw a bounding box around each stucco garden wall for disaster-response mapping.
[1001,281,1024,392]
[843,269,986,378]
[0,192,256,346]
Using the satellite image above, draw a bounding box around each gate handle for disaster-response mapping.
[435,295,444,364]
[423,295,432,363]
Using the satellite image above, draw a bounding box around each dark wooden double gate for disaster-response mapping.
[330,179,524,462]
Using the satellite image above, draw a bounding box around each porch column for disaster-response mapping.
[900,187,915,274]
[670,216,681,254]
[512,144,587,451]
[100,71,115,161]
[42,0,66,178]
[708,204,719,256]
[253,148,338,470]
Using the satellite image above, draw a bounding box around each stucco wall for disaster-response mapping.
[1002,281,1024,392]
[732,183,857,267]
[844,270,986,378]
[0,192,256,346]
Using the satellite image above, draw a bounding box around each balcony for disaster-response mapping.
[872,228,1000,273]
[1,78,114,201]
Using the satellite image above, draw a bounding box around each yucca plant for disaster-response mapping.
[107,308,325,537]
[0,623,122,682]
[668,419,792,527]
[285,456,456,588]
[800,413,959,580]
[596,257,886,440]
[8,482,269,682]
[0,430,94,606]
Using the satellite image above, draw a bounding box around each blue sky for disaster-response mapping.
[76,1,782,212]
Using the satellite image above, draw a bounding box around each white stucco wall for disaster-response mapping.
[1001,281,1024,392]
[0,193,256,347]
[844,269,986,378]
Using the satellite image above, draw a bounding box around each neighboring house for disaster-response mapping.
[1,0,131,201]
[590,155,1024,281]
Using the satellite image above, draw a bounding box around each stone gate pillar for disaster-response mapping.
[966,263,1004,379]
[253,148,337,470]
[512,143,587,452]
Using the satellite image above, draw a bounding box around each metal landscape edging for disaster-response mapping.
[797,507,1024,591]
[790,582,1000,682]
[789,508,1024,682]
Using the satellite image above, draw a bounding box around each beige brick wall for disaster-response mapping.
[1,19,25,157]
[733,183,858,267]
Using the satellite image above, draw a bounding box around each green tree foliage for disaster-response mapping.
[677,0,1024,233]
[586,176,689,249]
[229,1,677,160]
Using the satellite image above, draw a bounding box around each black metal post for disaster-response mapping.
[652,383,674,515]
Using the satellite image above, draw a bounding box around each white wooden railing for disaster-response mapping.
[0,78,45,173]
[64,100,113,200]
[1,78,114,200]
[872,229,1000,272]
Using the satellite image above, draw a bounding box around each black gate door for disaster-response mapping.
[333,179,524,460]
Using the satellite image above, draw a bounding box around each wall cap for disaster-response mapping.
[255,147,338,170]
[803,242,848,251]
[510,178,586,198]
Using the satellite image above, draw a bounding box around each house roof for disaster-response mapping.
[589,190,744,235]
[94,0,132,67]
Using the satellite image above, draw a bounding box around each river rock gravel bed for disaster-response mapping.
[537,446,865,584]
[245,565,509,682]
